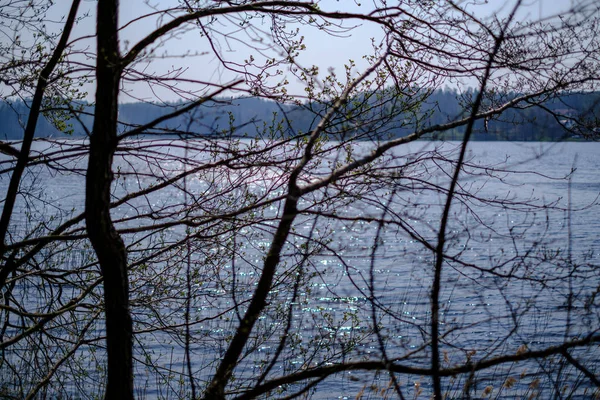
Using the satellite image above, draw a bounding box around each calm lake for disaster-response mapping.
[1,139,599,399]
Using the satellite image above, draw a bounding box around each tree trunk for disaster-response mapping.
[86,0,134,398]
[0,0,81,290]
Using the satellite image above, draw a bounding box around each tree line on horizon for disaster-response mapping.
[2,87,599,142]
[2,0,600,398]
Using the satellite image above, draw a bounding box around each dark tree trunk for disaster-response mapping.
[0,0,81,290]
[203,192,300,399]
[86,0,134,398]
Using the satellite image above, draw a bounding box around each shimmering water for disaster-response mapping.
[1,140,599,399]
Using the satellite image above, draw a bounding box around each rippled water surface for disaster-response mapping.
[1,140,599,399]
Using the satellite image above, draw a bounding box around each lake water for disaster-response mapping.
[1,140,599,399]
